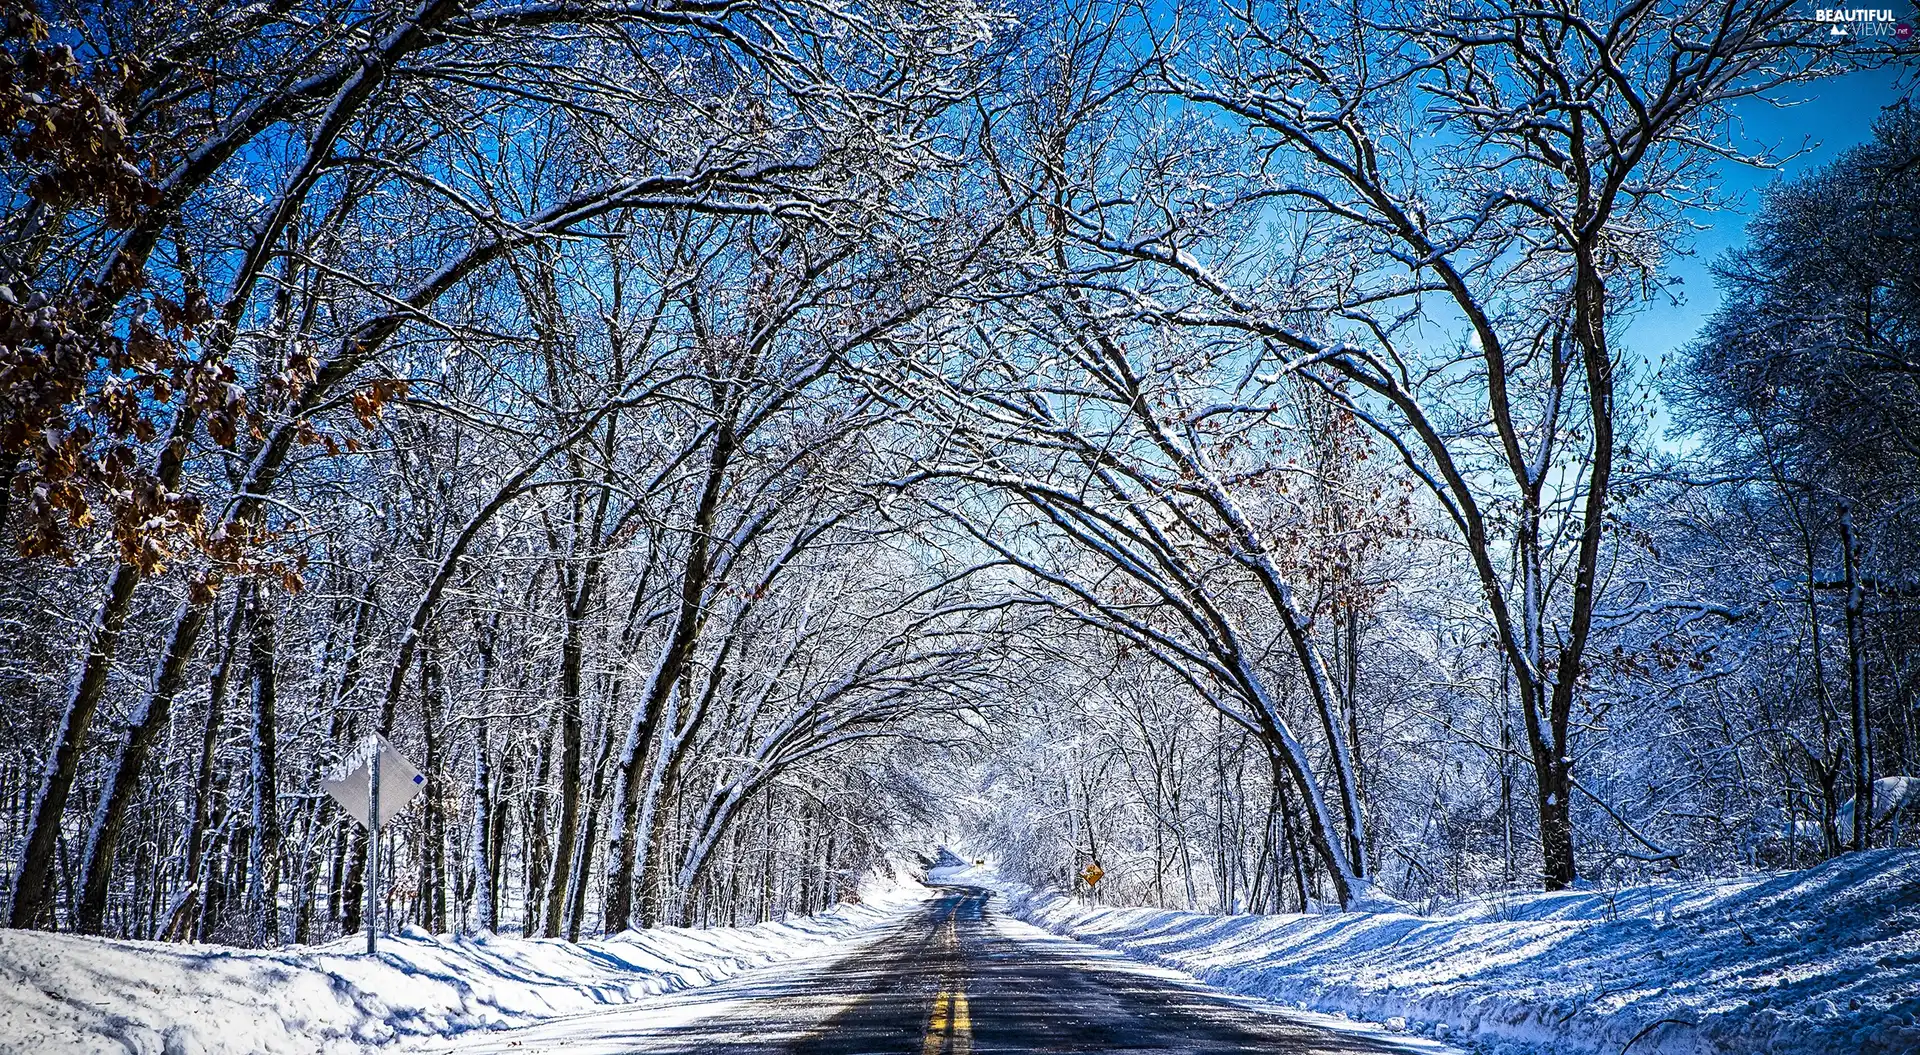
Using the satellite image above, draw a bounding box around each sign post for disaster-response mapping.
[322,734,425,955]
[367,743,381,955]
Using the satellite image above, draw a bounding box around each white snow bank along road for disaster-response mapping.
[963,849,1920,1055]
[0,883,929,1055]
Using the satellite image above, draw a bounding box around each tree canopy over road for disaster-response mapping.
[0,0,1912,942]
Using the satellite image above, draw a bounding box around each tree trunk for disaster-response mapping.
[471,711,495,934]
[1530,249,1615,891]
[9,565,141,928]
[542,577,589,938]
[638,749,679,929]
[248,585,283,946]
[1536,755,1576,891]
[331,583,379,935]
[523,720,554,937]
[76,596,211,934]
[565,701,616,941]
[293,797,325,944]
[418,644,447,932]
[1839,503,1872,851]
[202,815,238,942]
[605,422,736,934]
[167,596,245,941]
[487,747,510,932]
[1530,667,1578,890]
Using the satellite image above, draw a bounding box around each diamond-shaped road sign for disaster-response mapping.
[1081,862,1105,887]
[322,734,425,829]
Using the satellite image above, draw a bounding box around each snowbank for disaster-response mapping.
[0,885,928,1055]
[947,851,1920,1055]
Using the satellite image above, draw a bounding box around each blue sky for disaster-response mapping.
[1626,64,1914,373]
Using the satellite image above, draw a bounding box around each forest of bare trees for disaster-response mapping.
[0,0,1913,947]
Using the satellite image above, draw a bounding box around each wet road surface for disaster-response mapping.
[442,886,1444,1055]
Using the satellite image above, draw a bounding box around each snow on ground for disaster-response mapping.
[937,849,1920,1055]
[977,907,1465,1055]
[0,874,929,1055]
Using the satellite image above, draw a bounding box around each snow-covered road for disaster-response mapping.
[423,885,1455,1055]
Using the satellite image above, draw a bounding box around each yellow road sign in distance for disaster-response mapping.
[1080,863,1105,887]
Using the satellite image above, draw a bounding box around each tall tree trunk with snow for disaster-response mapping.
[542,573,591,938]
[565,705,617,941]
[8,567,140,928]
[605,423,734,934]
[1840,504,1872,852]
[166,597,246,941]
[523,720,554,937]
[639,723,688,929]
[487,750,511,934]
[470,716,495,935]
[418,644,448,933]
[75,595,212,934]
[469,615,499,934]
[247,585,283,946]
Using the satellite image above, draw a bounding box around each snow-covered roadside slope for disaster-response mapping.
[950,850,1920,1055]
[0,882,929,1055]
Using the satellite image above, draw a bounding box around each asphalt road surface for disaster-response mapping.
[443,886,1445,1055]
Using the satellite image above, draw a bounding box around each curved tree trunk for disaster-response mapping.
[9,566,139,928]
[76,597,211,934]
[605,424,735,934]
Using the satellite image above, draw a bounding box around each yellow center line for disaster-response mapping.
[922,991,974,1055]
[950,990,972,1055]
[923,899,973,1055]
[923,991,949,1055]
